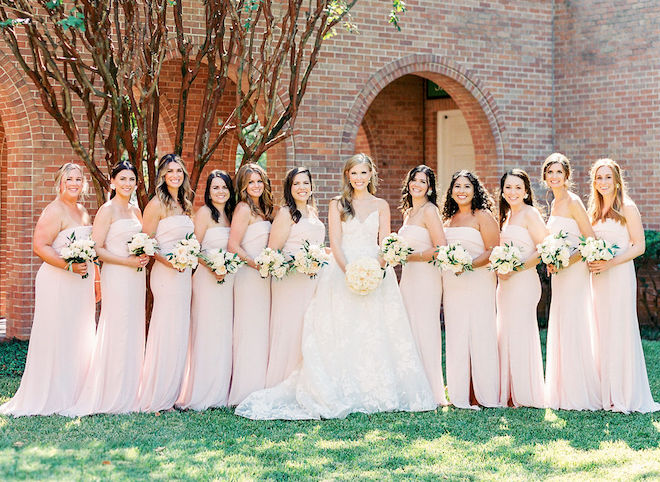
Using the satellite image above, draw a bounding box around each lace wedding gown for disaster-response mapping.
[235,210,436,420]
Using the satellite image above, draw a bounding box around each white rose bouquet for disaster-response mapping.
[254,247,291,279]
[488,243,524,275]
[432,242,474,274]
[127,233,159,271]
[292,241,331,279]
[345,257,383,295]
[165,233,200,271]
[60,232,98,279]
[578,236,619,262]
[537,230,572,271]
[200,248,245,284]
[381,233,414,267]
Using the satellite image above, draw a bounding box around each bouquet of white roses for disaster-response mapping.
[255,247,290,279]
[165,233,200,271]
[200,248,244,284]
[127,233,159,271]
[292,241,330,279]
[381,233,414,267]
[488,243,524,275]
[345,257,383,295]
[432,242,474,274]
[60,232,98,279]
[537,230,572,271]
[578,236,619,262]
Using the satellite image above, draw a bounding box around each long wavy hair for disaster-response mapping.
[54,162,88,199]
[283,167,317,223]
[109,160,138,200]
[204,170,236,223]
[441,169,495,220]
[235,163,274,222]
[155,154,193,215]
[498,168,537,228]
[335,153,378,221]
[587,158,627,225]
[399,165,438,214]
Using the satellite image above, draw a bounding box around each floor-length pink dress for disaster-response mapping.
[228,220,271,405]
[497,224,545,408]
[0,226,96,417]
[176,226,233,411]
[266,217,325,388]
[62,219,146,416]
[443,227,500,409]
[544,216,601,411]
[398,224,448,406]
[592,219,660,413]
[139,215,194,412]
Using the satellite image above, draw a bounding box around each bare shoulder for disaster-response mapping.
[94,201,114,221]
[328,198,341,213]
[234,201,251,215]
[567,191,587,208]
[274,205,293,222]
[475,208,497,223]
[193,204,212,223]
[374,197,390,210]
[524,204,544,222]
[422,202,441,219]
[623,197,641,216]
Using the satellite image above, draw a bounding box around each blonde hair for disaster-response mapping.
[587,158,627,225]
[54,162,88,199]
[235,163,274,222]
[335,153,378,221]
[155,154,193,215]
[541,152,574,190]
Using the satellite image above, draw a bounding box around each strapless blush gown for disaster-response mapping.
[266,217,325,388]
[544,216,600,411]
[62,219,146,416]
[398,224,448,406]
[228,221,271,406]
[139,215,194,412]
[0,226,96,416]
[176,226,233,410]
[497,224,545,408]
[443,226,500,409]
[592,219,660,413]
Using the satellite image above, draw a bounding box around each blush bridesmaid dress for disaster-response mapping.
[496,224,545,408]
[592,218,660,413]
[0,226,96,417]
[176,226,233,411]
[139,215,194,412]
[62,218,146,416]
[265,216,325,388]
[398,223,448,406]
[228,220,271,406]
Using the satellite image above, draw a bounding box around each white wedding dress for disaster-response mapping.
[235,210,437,420]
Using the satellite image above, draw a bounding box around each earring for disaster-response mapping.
[110,183,116,190]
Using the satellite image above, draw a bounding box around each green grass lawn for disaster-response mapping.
[0,334,658,480]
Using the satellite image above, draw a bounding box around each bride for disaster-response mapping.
[235,153,436,420]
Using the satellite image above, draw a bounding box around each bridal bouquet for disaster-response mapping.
[200,248,244,284]
[255,247,290,279]
[292,241,330,279]
[381,233,414,267]
[537,230,571,270]
[432,242,474,274]
[345,257,383,295]
[165,233,200,271]
[60,232,98,279]
[127,233,159,271]
[488,243,524,275]
[578,236,619,262]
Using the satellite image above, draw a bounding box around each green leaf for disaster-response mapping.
[45,0,62,10]
[58,8,85,32]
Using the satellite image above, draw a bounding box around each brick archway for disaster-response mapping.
[340,54,505,190]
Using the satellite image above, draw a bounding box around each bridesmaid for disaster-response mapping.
[441,170,501,409]
[62,161,148,416]
[139,154,195,412]
[265,167,325,387]
[496,169,548,408]
[176,170,236,411]
[397,165,448,406]
[227,163,274,405]
[541,153,601,411]
[587,158,659,413]
[0,163,95,416]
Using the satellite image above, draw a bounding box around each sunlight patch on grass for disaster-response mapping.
[544,409,567,429]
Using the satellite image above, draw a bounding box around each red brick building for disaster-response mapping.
[1,1,658,338]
